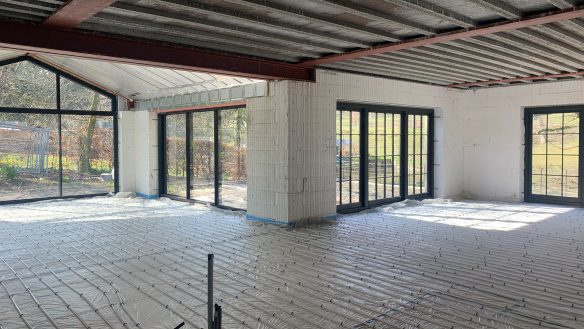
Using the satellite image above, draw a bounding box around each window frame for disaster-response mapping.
[0,56,118,204]
[524,105,584,206]
[158,104,247,211]
[336,102,434,212]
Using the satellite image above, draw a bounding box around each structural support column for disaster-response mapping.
[247,80,336,224]
[117,96,136,193]
[133,110,159,198]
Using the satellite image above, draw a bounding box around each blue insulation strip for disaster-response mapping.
[136,193,159,199]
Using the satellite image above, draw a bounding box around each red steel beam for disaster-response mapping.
[448,71,584,88]
[301,7,584,66]
[0,20,314,81]
[43,0,117,28]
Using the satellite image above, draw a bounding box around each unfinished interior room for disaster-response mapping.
[1,0,584,328]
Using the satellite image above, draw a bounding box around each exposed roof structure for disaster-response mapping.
[0,49,261,100]
[0,0,584,88]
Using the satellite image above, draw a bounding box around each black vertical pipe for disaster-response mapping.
[524,111,531,201]
[428,112,435,198]
[400,113,408,200]
[214,111,220,206]
[208,253,214,329]
[360,109,368,208]
[112,96,120,194]
[186,113,192,200]
[56,73,63,197]
[158,115,167,196]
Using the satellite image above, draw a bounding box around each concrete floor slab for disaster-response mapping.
[0,197,583,328]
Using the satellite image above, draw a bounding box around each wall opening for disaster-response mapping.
[0,57,118,204]
[158,105,247,210]
[336,103,433,212]
[525,106,583,205]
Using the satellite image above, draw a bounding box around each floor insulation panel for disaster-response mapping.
[0,197,583,329]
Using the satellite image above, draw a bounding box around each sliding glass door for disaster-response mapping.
[160,106,247,210]
[190,111,215,203]
[336,103,433,211]
[164,114,187,198]
[408,114,430,197]
[218,107,247,209]
[336,110,361,206]
[525,106,582,205]
[367,111,401,205]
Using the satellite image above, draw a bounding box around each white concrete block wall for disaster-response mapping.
[247,70,466,223]
[125,69,584,219]
[460,79,584,202]
[117,97,136,192]
[133,110,159,198]
[314,70,466,200]
[247,83,291,222]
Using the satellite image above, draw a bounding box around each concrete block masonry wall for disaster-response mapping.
[124,69,584,223]
[461,79,584,202]
[128,111,158,198]
[117,97,136,193]
[247,70,466,224]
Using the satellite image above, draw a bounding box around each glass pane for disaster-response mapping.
[60,77,112,112]
[530,111,579,198]
[336,110,360,206]
[218,108,247,209]
[546,155,562,176]
[191,111,215,203]
[532,114,547,135]
[367,112,401,202]
[61,115,115,196]
[393,176,400,197]
[532,134,546,155]
[564,155,578,177]
[351,111,360,134]
[563,113,579,134]
[0,113,59,200]
[0,60,57,109]
[165,114,187,197]
[565,176,579,198]
[407,114,430,196]
[546,176,562,196]
[532,175,545,195]
[547,113,563,133]
[368,177,376,200]
[564,133,579,155]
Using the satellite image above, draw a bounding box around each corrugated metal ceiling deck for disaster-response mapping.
[0,49,261,100]
[1,0,584,88]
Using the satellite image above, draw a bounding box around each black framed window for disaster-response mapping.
[336,110,361,206]
[336,103,433,211]
[0,57,118,204]
[367,111,401,203]
[159,106,247,210]
[164,114,188,198]
[525,106,582,205]
[408,114,430,196]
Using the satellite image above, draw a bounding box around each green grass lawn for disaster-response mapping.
[0,153,112,173]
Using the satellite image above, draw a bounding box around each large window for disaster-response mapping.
[336,103,433,210]
[191,111,215,204]
[525,106,582,205]
[165,114,187,198]
[0,57,117,203]
[160,106,247,210]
